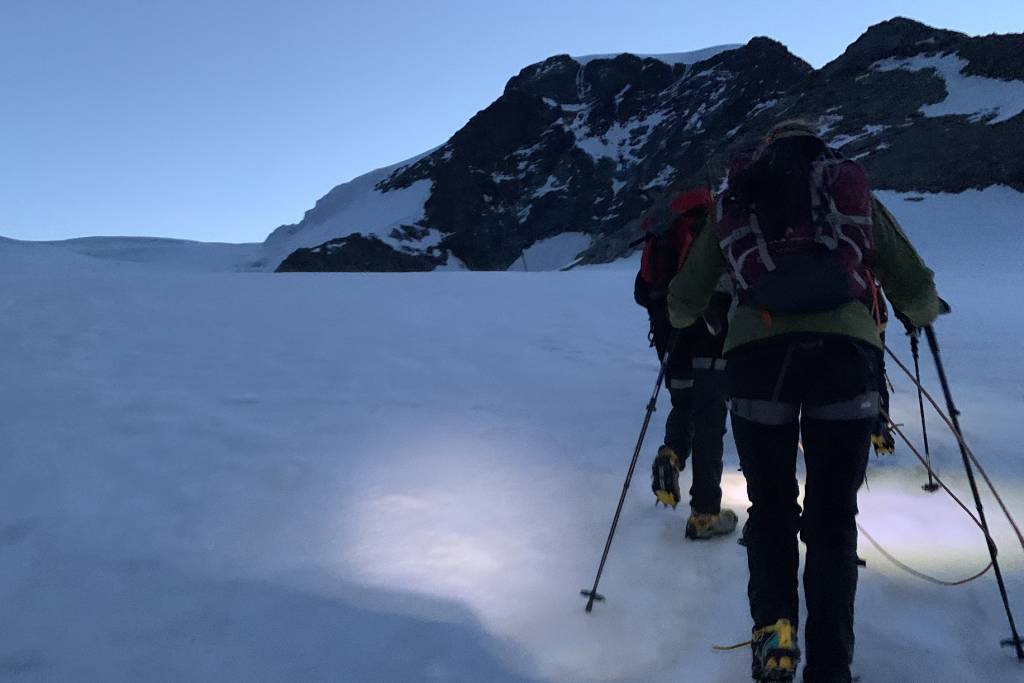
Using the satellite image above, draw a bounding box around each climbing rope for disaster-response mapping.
[859,411,994,587]
[885,344,1024,555]
[879,409,984,531]
[857,523,992,587]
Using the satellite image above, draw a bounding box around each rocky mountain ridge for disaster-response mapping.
[266,17,1024,273]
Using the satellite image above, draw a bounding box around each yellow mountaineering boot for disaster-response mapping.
[871,417,895,455]
[651,445,681,508]
[685,509,738,540]
[871,429,895,455]
[751,618,800,681]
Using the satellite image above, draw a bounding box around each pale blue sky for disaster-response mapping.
[2,1,1021,242]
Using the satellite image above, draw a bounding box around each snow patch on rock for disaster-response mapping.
[569,110,667,165]
[642,166,675,190]
[534,175,568,198]
[829,124,888,148]
[749,99,779,117]
[507,232,592,271]
[873,53,1024,124]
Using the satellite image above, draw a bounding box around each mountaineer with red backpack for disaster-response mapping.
[634,187,738,540]
[667,121,941,682]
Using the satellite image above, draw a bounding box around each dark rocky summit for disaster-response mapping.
[268,18,1024,272]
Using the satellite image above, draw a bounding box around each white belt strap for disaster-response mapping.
[730,398,799,426]
[692,357,728,371]
[802,391,880,421]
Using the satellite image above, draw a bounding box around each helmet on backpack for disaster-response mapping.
[669,187,714,217]
[762,119,819,145]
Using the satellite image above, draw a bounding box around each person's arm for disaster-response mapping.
[870,196,941,327]
[667,227,726,329]
[634,271,652,308]
[702,285,732,337]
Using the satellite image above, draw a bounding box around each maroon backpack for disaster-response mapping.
[715,139,874,314]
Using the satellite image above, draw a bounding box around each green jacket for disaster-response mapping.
[667,196,941,354]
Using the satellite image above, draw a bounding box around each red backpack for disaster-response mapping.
[715,139,873,313]
[638,188,713,292]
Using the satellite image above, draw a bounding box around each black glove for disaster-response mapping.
[892,307,917,337]
[894,296,951,338]
[701,291,731,338]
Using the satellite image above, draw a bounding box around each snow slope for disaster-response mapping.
[0,236,263,273]
[507,232,592,271]
[259,150,437,271]
[572,45,743,67]
[1,190,1023,681]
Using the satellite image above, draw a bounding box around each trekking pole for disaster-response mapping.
[924,325,1024,659]
[911,331,939,492]
[582,333,677,613]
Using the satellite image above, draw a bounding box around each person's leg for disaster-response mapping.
[652,333,693,508]
[663,328,695,460]
[665,382,694,461]
[799,339,880,683]
[733,414,801,629]
[728,340,802,631]
[799,418,871,683]
[689,362,728,514]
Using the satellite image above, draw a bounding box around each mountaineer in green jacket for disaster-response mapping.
[668,121,940,683]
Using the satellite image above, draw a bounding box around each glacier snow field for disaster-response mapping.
[1,189,1023,681]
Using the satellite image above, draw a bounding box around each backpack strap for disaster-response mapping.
[716,194,753,290]
[748,211,776,272]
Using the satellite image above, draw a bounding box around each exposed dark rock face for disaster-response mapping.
[770,17,1024,194]
[276,234,443,272]
[268,18,1024,272]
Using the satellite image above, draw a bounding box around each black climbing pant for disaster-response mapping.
[728,334,880,683]
[652,313,729,514]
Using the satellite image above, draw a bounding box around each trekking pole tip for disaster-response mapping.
[580,589,605,613]
[999,636,1024,660]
